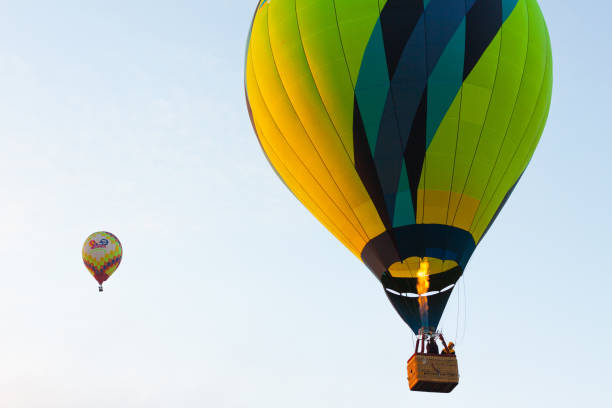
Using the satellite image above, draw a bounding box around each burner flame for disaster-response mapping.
[417,258,430,327]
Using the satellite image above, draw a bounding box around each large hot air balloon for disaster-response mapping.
[245,0,552,386]
[82,231,123,292]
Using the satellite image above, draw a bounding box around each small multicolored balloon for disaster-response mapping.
[82,231,122,292]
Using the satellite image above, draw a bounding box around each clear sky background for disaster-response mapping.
[0,1,609,406]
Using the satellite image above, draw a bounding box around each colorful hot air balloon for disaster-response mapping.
[245,0,552,335]
[82,231,123,292]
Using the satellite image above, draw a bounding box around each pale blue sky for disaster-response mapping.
[0,1,609,406]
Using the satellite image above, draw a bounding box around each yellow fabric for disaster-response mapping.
[246,2,386,258]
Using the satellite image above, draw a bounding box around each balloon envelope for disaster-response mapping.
[82,231,123,286]
[245,0,552,333]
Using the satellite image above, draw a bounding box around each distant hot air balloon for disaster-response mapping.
[245,0,551,390]
[82,232,122,292]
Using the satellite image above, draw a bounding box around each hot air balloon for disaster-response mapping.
[245,0,551,391]
[82,231,123,292]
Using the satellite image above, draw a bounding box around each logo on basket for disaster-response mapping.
[89,238,109,249]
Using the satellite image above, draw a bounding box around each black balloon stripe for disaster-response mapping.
[353,100,394,230]
[464,0,503,79]
[379,0,425,78]
[403,88,428,215]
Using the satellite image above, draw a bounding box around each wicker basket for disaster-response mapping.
[407,353,459,393]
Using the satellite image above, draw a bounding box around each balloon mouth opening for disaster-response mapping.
[380,256,464,296]
[387,256,459,279]
[385,283,455,298]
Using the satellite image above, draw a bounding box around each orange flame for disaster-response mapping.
[416,258,430,327]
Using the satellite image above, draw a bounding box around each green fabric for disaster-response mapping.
[460,0,529,203]
[472,1,553,241]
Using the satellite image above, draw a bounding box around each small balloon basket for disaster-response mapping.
[407,329,459,393]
